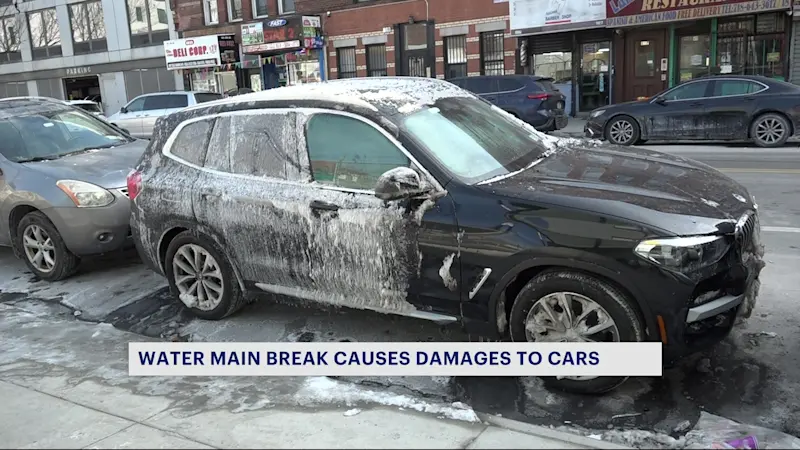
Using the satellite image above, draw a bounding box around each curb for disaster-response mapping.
[478,413,634,450]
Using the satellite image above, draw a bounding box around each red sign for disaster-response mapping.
[606,0,789,25]
[263,27,297,43]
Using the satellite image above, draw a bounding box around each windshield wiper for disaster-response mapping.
[16,156,58,163]
[60,143,120,157]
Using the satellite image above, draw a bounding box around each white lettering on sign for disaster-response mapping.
[163,35,222,70]
[66,67,92,76]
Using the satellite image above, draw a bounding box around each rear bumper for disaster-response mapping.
[530,112,568,132]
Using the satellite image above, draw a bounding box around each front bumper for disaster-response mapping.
[44,189,132,256]
[584,119,605,139]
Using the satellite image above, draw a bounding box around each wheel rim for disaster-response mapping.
[172,244,225,311]
[22,225,56,273]
[524,292,621,381]
[756,118,785,144]
[609,120,634,143]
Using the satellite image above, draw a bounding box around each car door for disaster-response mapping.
[114,96,146,136]
[495,77,525,116]
[465,77,500,104]
[703,79,764,141]
[646,79,712,140]
[300,109,463,317]
[191,109,316,292]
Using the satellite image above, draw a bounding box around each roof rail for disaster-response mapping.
[0,96,65,104]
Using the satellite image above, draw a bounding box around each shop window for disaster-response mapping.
[204,0,219,24]
[227,0,243,21]
[480,31,505,76]
[533,51,571,83]
[278,0,295,14]
[70,1,108,55]
[634,40,655,77]
[717,13,786,79]
[169,119,213,167]
[711,80,764,97]
[252,0,268,18]
[444,35,467,79]
[127,0,170,48]
[366,44,387,77]
[677,35,710,82]
[283,50,322,86]
[337,47,357,79]
[28,8,62,59]
[306,113,410,191]
[0,16,22,64]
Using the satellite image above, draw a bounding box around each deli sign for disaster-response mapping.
[164,35,221,70]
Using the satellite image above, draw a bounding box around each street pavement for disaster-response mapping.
[0,141,799,448]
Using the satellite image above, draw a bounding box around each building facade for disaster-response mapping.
[0,0,182,115]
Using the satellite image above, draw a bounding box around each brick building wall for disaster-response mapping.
[301,0,515,79]
[173,0,280,39]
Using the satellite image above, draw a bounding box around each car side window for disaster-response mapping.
[125,97,146,112]
[712,80,763,97]
[168,119,214,166]
[663,81,709,101]
[465,78,498,94]
[305,113,410,191]
[498,79,523,92]
[203,112,299,180]
[144,94,188,110]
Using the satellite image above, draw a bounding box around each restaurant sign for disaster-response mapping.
[607,0,791,25]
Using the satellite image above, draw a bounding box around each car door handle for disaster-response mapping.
[200,189,221,199]
[310,200,339,211]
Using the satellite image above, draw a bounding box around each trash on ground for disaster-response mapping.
[684,412,800,449]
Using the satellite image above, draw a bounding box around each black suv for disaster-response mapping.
[128,77,764,394]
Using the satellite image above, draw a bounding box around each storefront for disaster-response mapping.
[606,0,793,102]
[510,0,612,116]
[240,15,325,90]
[164,34,241,94]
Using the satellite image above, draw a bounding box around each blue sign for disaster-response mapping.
[267,19,287,27]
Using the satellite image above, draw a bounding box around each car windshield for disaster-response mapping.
[74,103,102,113]
[0,107,132,163]
[399,96,550,184]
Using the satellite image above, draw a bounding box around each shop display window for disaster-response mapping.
[579,42,610,112]
[716,13,786,80]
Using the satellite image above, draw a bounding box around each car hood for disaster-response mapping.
[477,143,756,236]
[22,139,148,189]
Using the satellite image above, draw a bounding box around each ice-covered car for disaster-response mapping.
[128,77,765,394]
[0,97,147,281]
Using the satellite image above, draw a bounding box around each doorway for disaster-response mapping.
[624,30,667,101]
[63,75,101,103]
[579,42,611,112]
[396,21,434,77]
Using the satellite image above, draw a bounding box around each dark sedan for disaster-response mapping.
[585,75,800,147]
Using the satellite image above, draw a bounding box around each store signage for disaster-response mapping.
[267,19,287,27]
[217,34,240,65]
[606,0,791,25]
[66,66,92,76]
[241,22,264,46]
[303,36,324,49]
[302,16,321,28]
[243,40,301,54]
[164,35,221,70]
[509,0,606,31]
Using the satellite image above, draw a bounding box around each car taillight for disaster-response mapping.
[127,170,142,201]
[527,93,550,100]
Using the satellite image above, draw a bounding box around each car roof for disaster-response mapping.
[67,100,98,105]
[448,74,553,81]
[0,96,72,118]
[183,77,473,116]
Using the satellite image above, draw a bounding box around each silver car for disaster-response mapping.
[107,91,223,138]
[0,97,148,281]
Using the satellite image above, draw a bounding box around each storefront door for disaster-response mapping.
[624,30,667,101]
[398,22,434,77]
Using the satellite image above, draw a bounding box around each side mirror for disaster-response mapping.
[120,106,128,113]
[653,95,666,104]
[374,167,432,201]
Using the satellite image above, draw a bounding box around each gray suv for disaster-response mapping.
[0,97,147,281]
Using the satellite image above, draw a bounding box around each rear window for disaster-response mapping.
[195,93,223,103]
[535,79,558,92]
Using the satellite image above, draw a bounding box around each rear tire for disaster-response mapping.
[16,211,80,282]
[750,113,790,148]
[605,116,640,146]
[165,231,245,320]
[509,270,645,394]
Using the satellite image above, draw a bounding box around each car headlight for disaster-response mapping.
[590,109,606,118]
[634,235,730,272]
[56,180,114,208]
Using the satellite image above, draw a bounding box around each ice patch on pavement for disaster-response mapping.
[294,376,480,423]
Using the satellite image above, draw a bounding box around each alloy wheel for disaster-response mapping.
[609,120,634,144]
[172,243,225,311]
[755,118,785,144]
[524,292,621,381]
[22,225,56,273]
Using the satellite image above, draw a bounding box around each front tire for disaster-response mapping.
[509,270,645,394]
[605,116,640,146]
[751,113,790,148]
[164,231,246,320]
[16,211,80,281]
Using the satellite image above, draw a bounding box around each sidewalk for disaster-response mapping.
[0,303,629,449]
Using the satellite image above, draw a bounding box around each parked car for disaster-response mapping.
[67,100,106,120]
[448,74,568,132]
[129,77,763,394]
[107,91,223,139]
[0,97,147,281]
[585,75,800,147]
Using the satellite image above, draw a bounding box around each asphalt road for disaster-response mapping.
[0,142,798,442]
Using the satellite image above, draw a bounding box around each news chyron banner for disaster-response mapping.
[129,342,663,377]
